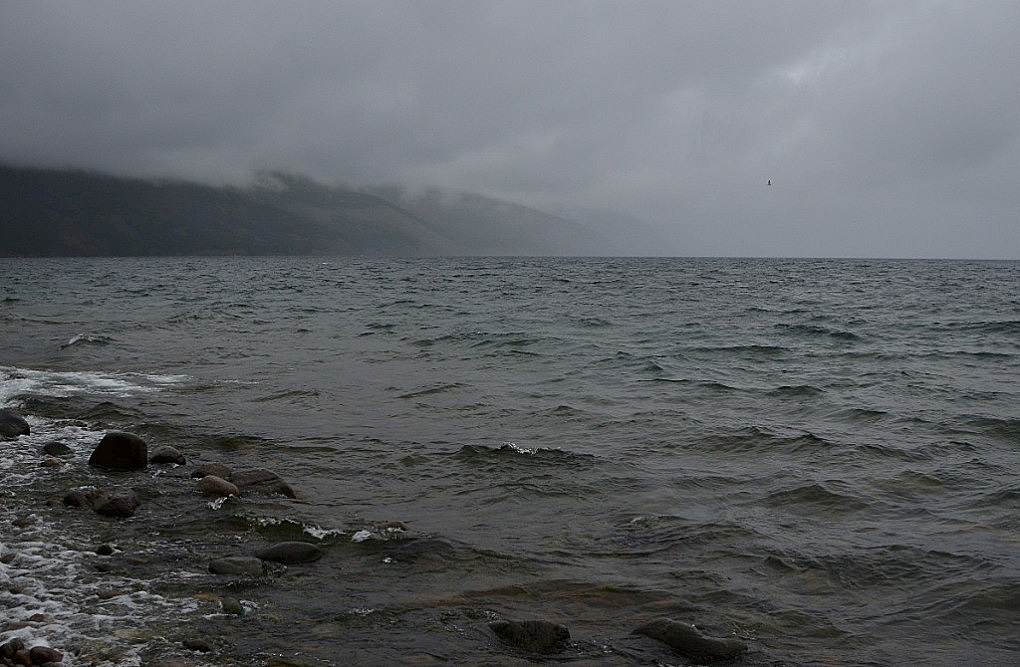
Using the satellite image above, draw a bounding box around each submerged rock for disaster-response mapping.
[197,475,239,497]
[221,596,245,616]
[191,462,233,480]
[183,638,212,652]
[30,645,64,664]
[88,431,148,470]
[92,488,141,518]
[231,468,296,498]
[0,408,30,438]
[254,541,323,564]
[489,619,570,654]
[208,556,265,576]
[632,618,747,663]
[42,440,73,457]
[150,445,186,465]
[0,637,25,660]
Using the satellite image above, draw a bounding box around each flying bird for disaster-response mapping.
[767,179,772,186]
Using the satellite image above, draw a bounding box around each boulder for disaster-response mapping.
[197,475,238,497]
[208,556,265,576]
[231,469,296,498]
[88,432,148,470]
[92,488,141,518]
[0,408,30,438]
[632,618,747,663]
[489,619,570,654]
[254,541,323,564]
[150,446,186,465]
[0,637,25,660]
[42,440,73,456]
[63,488,104,509]
[191,463,232,479]
[183,638,212,652]
[29,646,63,664]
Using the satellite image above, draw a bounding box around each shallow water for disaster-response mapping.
[2,256,1019,665]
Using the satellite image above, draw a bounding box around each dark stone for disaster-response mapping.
[0,637,25,660]
[231,468,296,498]
[150,446,186,465]
[42,440,73,457]
[632,618,747,663]
[92,488,140,518]
[208,556,265,576]
[29,646,63,664]
[0,408,30,438]
[254,541,323,564]
[191,463,232,479]
[148,660,194,667]
[13,647,31,666]
[489,619,570,654]
[221,596,244,616]
[63,489,99,508]
[12,514,36,528]
[88,432,147,470]
[183,638,212,652]
[197,475,238,497]
[96,544,115,555]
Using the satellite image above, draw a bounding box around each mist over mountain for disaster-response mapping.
[0,165,664,257]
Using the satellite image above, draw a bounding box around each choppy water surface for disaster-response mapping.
[2,256,1019,666]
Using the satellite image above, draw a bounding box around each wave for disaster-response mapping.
[775,323,861,341]
[452,442,594,467]
[769,384,824,397]
[59,332,114,349]
[397,382,465,399]
[765,481,871,513]
[698,427,835,455]
[1,366,189,406]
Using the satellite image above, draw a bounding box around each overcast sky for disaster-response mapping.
[1,1,1017,257]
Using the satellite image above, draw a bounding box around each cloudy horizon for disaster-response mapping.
[1,1,1018,258]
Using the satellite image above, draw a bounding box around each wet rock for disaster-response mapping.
[0,408,30,438]
[40,457,63,468]
[254,541,323,564]
[0,552,16,564]
[148,660,195,667]
[63,488,99,508]
[190,463,232,479]
[96,544,115,555]
[208,556,265,576]
[88,431,147,470]
[197,475,238,497]
[13,648,31,665]
[221,596,244,616]
[45,496,64,507]
[489,619,570,654]
[182,638,212,652]
[92,488,141,518]
[42,440,73,457]
[0,638,24,660]
[632,618,747,663]
[150,446,186,465]
[29,648,62,664]
[231,468,296,498]
[12,514,36,528]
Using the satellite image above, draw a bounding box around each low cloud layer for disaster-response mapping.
[1,1,1017,257]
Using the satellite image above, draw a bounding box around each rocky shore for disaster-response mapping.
[2,406,752,665]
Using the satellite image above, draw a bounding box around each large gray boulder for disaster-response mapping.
[489,619,570,654]
[88,432,148,470]
[0,408,30,438]
[632,618,747,663]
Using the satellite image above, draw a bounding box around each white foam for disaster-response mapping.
[350,530,372,543]
[1,365,190,406]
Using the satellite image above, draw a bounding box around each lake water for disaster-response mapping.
[2,256,1018,665]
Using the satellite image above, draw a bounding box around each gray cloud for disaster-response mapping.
[1,0,1017,257]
